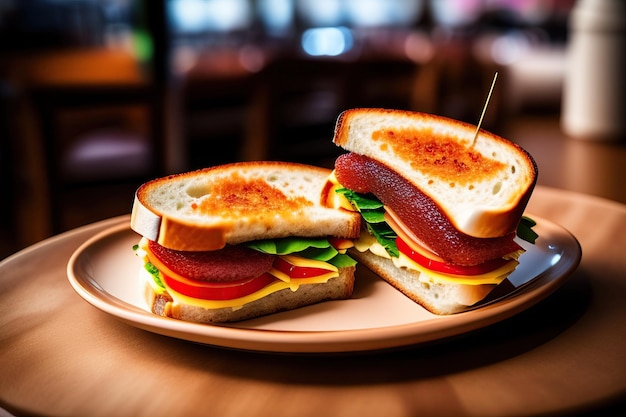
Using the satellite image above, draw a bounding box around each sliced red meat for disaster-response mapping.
[148,240,275,282]
[334,153,521,266]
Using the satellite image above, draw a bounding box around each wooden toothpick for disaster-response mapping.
[471,71,498,148]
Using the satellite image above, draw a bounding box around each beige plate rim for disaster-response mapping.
[67,215,581,353]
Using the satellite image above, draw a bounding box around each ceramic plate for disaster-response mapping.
[67,215,581,353]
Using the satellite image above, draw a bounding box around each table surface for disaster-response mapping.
[1,185,625,417]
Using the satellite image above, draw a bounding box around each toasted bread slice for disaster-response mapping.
[333,108,537,238]
[350,251,493,315]
[131,161,361,251]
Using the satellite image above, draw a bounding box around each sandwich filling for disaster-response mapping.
[323,157,537,287]
[134,236,356,311]
[332,153,524,266]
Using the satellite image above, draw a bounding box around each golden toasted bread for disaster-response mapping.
[333,108,537,238]
[142,266,356,323]
[131,161,361,251]
[349,250,495,315]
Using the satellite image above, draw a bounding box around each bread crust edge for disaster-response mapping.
[332,108,538,239]
[130,161,362,251]
[350,250,496,315]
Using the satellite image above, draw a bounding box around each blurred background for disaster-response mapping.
[0,0,603,258]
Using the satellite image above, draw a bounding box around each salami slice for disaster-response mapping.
[334,153,521,266]
[148,240,275,282]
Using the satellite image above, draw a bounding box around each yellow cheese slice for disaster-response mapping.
[139,238,340,310]
[392,252,518,286]
[279,254,338,272]
[352,230,519,286]
[325,171,357,211]
[159,271,339,310]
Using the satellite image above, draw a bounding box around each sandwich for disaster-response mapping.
[130,161,361,323]
[322,108,538,314]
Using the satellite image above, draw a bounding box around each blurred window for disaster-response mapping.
[296,0,423,28]
[167,0,252,33]
[258,0,294,35]
[301,26,353,56]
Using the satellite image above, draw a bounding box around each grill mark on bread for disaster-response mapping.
[335,153,521,265]
[333,108,537,238]
[372,128,506,186]
[131,161,362,251]
[195,173,311,217]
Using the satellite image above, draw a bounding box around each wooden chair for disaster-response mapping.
[256,56,351,168]
[4,49,166,245]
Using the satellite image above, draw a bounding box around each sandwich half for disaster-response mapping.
[130,161,361,323]
[323,108,538,314]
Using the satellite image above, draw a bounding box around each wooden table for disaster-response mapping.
[1,185,625,417]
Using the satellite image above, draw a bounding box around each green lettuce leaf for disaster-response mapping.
[361,209,386,224]
[247,237,330,255]
[336,188,399,257]
[246,237,357,268]
[144,262,166,291]
[517,216,538,244]
[337,188,539,253]
[367,222,399,258]
[328,253,358,268]
[335,188,383,210]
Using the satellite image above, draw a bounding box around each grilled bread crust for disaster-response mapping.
[349,251,494,315]
[131,161,361,251]
[333,108,537,238]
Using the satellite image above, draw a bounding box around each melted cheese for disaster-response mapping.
[354,231,391,259]
[392,252,517,285]
[280,254,339,272]
[139,238,340,310]
[325,171,357,211]
[163,271,339,310]
[353,230,519,286]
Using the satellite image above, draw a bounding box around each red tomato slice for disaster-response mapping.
[273,256,333,279]
[148,240,273,282]
[159,256,334,300]
[161,272,277,300]
[396,237,509,276]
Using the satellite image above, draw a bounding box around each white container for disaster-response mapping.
[561,0,626,140]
